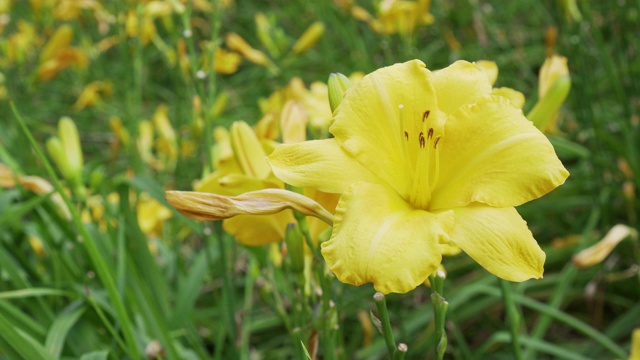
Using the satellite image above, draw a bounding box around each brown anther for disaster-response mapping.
[404,131,409,141]
[434,137,441,149]
[419,132,425,148]
[422,110,430,122]
[427,128,434,140]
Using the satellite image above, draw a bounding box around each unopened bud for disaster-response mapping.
[292,22,325,55]
[328,72,352,113]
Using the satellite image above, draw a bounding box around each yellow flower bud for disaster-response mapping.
[527,55,571,132]
[230,121,271,179]
[29,236,46,257]
[58,116,83,182]
[328,72,352,113]
[40,24,73,63]
[226,32,270,65]
[165,188,334,225]
[572,224,637,268]
[292,22,325,55]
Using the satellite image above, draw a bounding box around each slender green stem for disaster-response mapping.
[11,103,141,360]
[429,273,448,360]
[500,279,523,360]
[373,292,397,357]
[210,223,237,357]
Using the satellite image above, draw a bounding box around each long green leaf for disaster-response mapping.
[45,305,86,358]
[0,311,54,360]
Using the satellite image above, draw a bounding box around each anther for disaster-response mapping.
[404,131,409,141]
[427,128,434,140]
[434,137,441,149]
[419,132,425,148]
[422,110,430,122]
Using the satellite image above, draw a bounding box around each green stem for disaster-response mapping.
[429,273,448,360]
[374,292,396,357]
[210,223,237,357]
[11,103,141,360]
[500,279,523,360]
[393,343,408,360]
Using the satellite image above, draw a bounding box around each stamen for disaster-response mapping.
[419,132,425,148]
[422,110,430,122]
[404,131,409,141]
[427,128,434,140]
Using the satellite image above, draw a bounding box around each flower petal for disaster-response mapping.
[450,205,545,281]
[268,139,382,193]
[329,60,438,198]
[431,60,492,114]
[223,212,294,246]
[321,181,453,294]
[430,95,569,210]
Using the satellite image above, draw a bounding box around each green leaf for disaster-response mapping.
[79,350,110,360]
[45,305,86,358]
[0,311,54,360]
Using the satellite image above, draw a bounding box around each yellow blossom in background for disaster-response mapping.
[213,48,242,74]
[528,55,571,133]
[152,104,178,171]
[572,224,637,268]
[37,24,88,81]
[226,32,270,66]
[5,20,39,66]
[269,60,569,294]
[292,22,325,55]
[73,81,113,111]
[137,193,173,236]
[0,163,71,219]
[370,0,434,36]
[631,328,640,360]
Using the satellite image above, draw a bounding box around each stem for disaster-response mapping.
[373,292,397,357]
[500,279,523,360]
[429,273,448,360]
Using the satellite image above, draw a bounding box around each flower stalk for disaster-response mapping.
[373,292,397,357]
[429,271,448,360]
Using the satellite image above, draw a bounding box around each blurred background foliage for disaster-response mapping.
[0,0,639,359]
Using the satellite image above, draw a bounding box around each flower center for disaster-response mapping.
[399,104,444,210]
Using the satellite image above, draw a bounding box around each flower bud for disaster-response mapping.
[527,55,571,131]
[292,22,325,55]
[328,72,352,113]
[572,224,637,268]
[58,117,83,181]
[230,121,271,179]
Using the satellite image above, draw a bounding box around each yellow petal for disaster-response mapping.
[268,139,381,194]
[431,60,492,114]
[474,60,498,86]
[223,211,294,246]
[572,224,637,268]
[230,121,271,179]
[450,205,545,281]
[492,87,525,109]
[165,188,334,225]
[321,182,454,294]
[430,95,569,210]
[329,59,438,198]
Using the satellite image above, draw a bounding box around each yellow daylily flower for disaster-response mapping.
[269,60,569,294]
[370,0,434,36]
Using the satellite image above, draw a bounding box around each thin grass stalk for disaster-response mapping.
[11,103,142,360]
[500,279,523,360]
